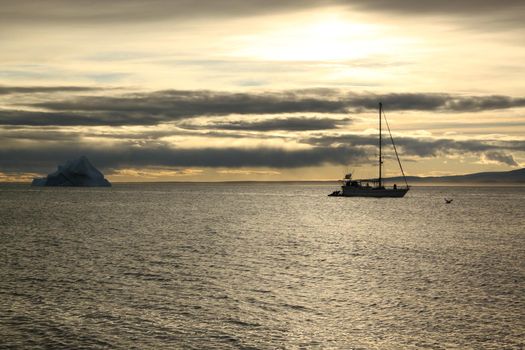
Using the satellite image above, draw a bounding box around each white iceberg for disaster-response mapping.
[32,156,111,187]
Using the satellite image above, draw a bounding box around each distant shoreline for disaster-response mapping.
[3,168,522,186]
[1,181,524,187]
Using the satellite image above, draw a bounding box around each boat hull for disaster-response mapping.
[336,187,409,198]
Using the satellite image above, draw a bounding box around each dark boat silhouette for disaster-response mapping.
[329,102,409,198]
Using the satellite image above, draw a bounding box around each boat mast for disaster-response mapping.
[378,102,382,187]
[383,108,410,189]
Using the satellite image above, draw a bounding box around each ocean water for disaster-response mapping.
[1,183,524,349]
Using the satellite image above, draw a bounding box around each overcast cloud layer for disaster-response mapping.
[1,1,523,23]
[2,88,525,127]
[0,142,367,172]
[2,130,523,174]
[1,1,524,180]
[1,85,524,177]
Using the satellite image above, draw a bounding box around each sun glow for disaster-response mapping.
[231,14,413,62]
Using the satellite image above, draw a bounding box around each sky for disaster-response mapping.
[1,0,524,182]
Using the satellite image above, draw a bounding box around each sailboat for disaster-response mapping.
[329,102,409,198]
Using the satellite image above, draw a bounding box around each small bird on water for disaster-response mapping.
[444,198,453,204]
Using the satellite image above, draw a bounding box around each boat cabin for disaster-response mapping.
[342,173,384,189]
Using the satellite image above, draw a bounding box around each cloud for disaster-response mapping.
[109,167,204,178]
[0,127,83,141]
[0,109,170,126]
[2,1,522,25]
[393,138,495,157]
[304,133,525,158]
[181,116,351,131]
[2,121,523,174]
[0,141,369,173]
[35,90,525,115]
[482,151,519,166]
[346,93,525,112]
[216,169,281,175]
[347,1,525,32]
[2,88,519,127]
[0,1,338,25]
[348,0,524,15]
[397,138,525,157]
[0,171,41,182]
[341,0,525,33]
[0,85,100,95]
[33,89,348,119]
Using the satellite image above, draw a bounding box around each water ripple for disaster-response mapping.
[1,183,524,349]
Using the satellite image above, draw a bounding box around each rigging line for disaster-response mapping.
[382,109,409,188]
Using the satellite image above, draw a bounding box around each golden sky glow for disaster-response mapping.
[1,1,524,181]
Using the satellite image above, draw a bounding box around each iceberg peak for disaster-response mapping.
[32,156,111,187]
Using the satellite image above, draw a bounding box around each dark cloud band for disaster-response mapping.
[2,89,522,127]
[0,143,368,173]
[180,117,351,131]
[1,129,522,173]
[304,134,525,158]
[2,1,522,24]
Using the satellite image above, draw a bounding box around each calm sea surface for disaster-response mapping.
[1,183,524,349]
